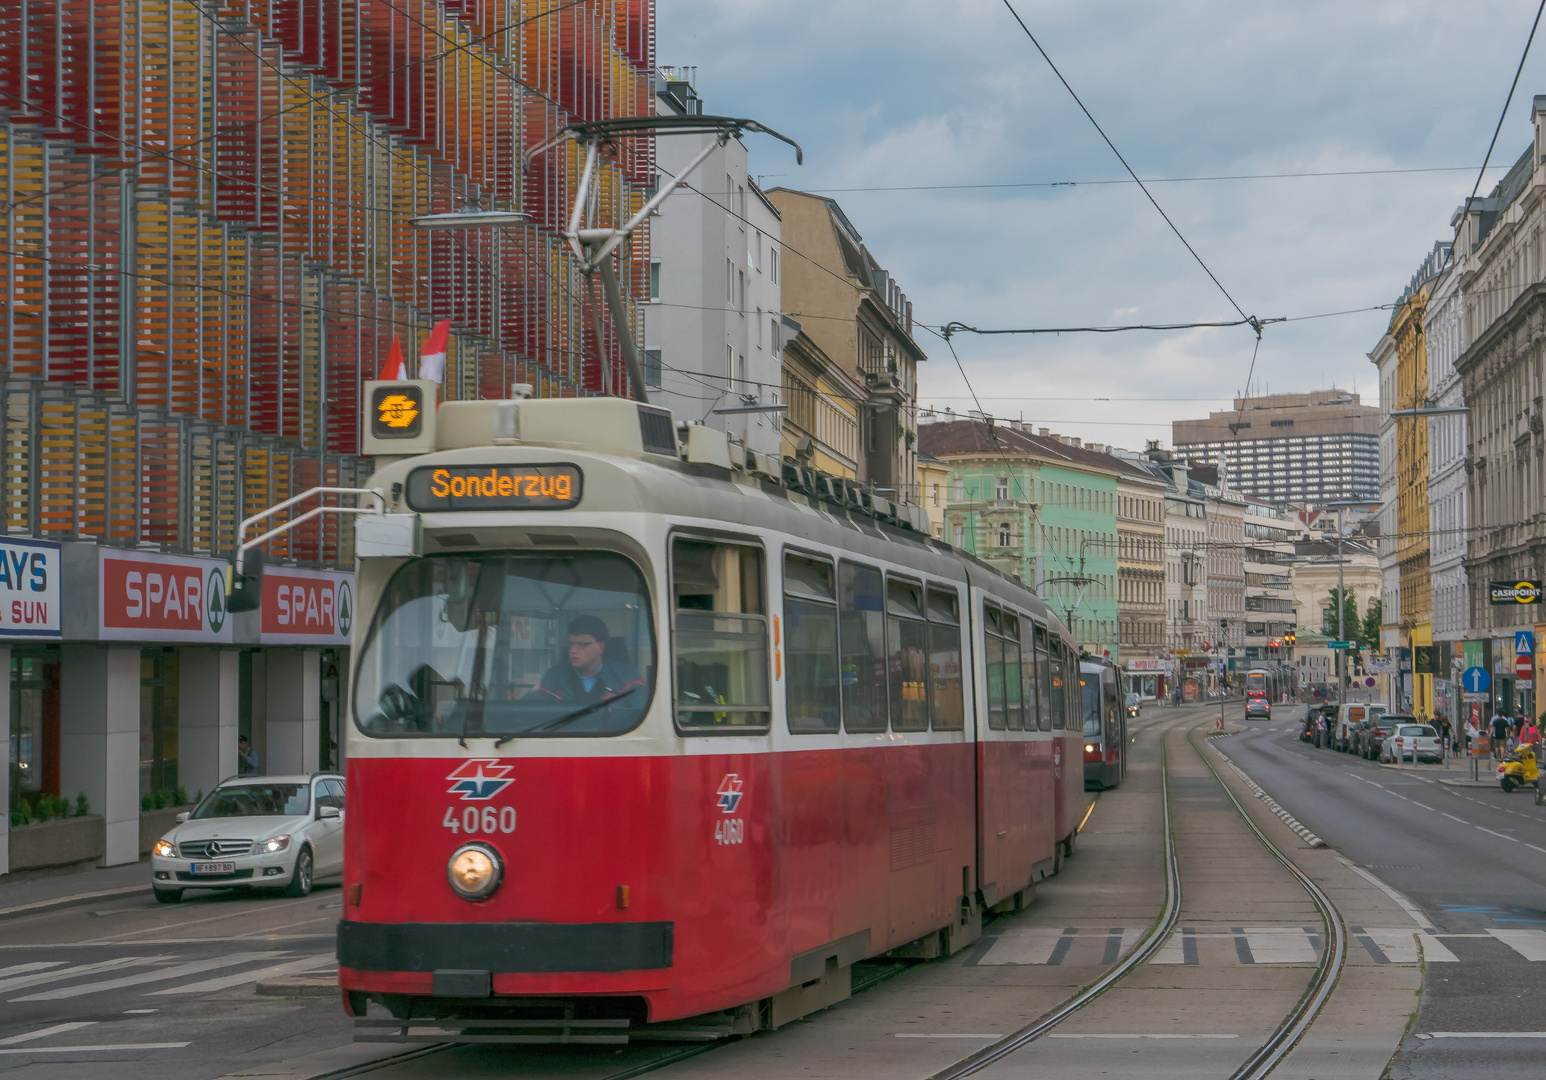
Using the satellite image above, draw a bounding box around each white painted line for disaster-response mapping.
[0,1023,97,1046]
[1335,856,1430,929]
[0,1043,190,1055]
[977,929,1070,966]
[1485,929,1546,961]
[147,953,334,996]
[1476,826,1519,842]
[896,1034,1003,1039]
[0,957,163,994]
[1417,1032,1546,1039]
[1150,931,1186,965]
[12,952,282,1002]
[1047,1033,1240,1039]
[0,962,64,980]
[1362,928,1459,963]
[1441,812,1468,824]
[1411,803,1435,811]
[1527,844,1546,855]
[1242,927,1317,964]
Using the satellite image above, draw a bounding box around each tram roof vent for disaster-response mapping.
[434,398,681,459]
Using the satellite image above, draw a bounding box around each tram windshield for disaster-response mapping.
[1081,676,1103,737]
[354,553,654,739]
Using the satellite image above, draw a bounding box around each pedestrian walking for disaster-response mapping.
[1491,710,1511,759]
[1520,716,1541,757]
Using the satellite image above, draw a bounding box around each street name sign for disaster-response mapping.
[1328,640,1353,650]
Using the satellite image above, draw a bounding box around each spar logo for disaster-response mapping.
[446,759,515,801]
[716,774,744,814]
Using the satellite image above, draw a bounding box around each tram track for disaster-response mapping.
[927,713,1347,1080]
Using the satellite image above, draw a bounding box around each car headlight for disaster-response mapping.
[153,839,176,858]
[261,835,292,854]
[447,842,503,902]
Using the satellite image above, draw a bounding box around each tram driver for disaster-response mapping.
[531,615,645,705]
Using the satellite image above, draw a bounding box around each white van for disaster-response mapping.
[1335,702,1389,753]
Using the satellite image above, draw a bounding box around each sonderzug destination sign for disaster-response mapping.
[405,463,583,511]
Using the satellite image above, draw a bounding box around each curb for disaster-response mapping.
[256,973,339,998]
[1437,777,1502,788]
[0,883,149,922]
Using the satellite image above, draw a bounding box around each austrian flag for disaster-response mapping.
[377,333,408,381]
[419,320,450,385]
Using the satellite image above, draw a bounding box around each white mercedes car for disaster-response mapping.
[150,773,346,903]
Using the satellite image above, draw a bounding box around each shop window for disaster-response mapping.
[673,537,770,731]
[784,553,840,733]
[8,649,61,816]
[141,647,179,796]
[838,561,888,733]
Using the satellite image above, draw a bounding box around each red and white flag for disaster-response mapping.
[419,320,451,384]
[377,333,408,381]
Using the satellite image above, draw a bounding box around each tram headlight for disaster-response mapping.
[447,842,503,902]
[1085,744,1095,753]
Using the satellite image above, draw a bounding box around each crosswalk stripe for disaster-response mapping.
[0,1023,97,1046]
[1484,928,1546,960]
[977,928,1071,965]
[1241,927,1317,964]
[146,953,335,996]
[1362,929,1459,963]
[11,952,283,1002]
[0,962,65,981]
[0,957,163,994]
[0,1042,190,1055]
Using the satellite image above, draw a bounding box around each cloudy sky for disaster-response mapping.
[658,0,1543,449]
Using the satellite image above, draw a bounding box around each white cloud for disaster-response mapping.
[660,0,1546,448]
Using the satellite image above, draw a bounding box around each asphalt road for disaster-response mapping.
[0,884,352,1079]
[1227,712,1546,1079]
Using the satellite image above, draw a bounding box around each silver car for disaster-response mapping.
[150,774,345,903]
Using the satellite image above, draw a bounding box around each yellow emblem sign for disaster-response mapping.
[377,393,419,430]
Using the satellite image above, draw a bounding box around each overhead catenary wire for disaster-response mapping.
[997,0,1257,332]
[1458,0,1546,228]
[800,164,1508,194]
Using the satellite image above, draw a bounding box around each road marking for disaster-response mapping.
[12,952,282,1002]
[1441,812,1468,824]
[1526,844,1546,855]
[1361,928,1459,963]
[896,1034,1003,1039]
[0,1023,98,1046]
[977,928,1072,966]
[88,898,318,943]
[0,957,163,994]
[1241,927,1318,964]
[1047,1033,1240,1039]
[1417,1032,1546,1039]
[0,962,65,980]
[0,1043,190,1055]
[1484,929,1546,960]
[1336,857,1430,929]
[147,953,334,995]
[1476,826,1519,842]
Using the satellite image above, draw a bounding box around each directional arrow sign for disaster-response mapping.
[1462,666,1491,694]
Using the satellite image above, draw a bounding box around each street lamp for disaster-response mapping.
[412,209,532,229]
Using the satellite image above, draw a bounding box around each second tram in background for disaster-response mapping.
[1081,657,1128,789]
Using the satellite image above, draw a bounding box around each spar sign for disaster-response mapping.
[99,549,232,642]
[260,567,354,645]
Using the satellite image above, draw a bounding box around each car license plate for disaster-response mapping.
[191,861,236,875]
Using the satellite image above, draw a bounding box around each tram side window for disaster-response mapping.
[1065,646,1080,731]
[1081,668,1102,737]
[1022,622,1041,731]
[1003,611,1023,730]
[672,538,771,731]
[985,604,1006,731]
[839,561,888,733]
[784,553,841,733]
[1048,641,1066,730]
[887,577,929,731]
[928,586,965,731]
[1034,625,1052,731]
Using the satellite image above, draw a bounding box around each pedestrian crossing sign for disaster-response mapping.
[1516,630,1533,656]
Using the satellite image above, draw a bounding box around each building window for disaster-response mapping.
[996,476,1009,501]
[649,261,660,301]
[770,248,779,283]
[932,483,940,506]
[998,522,1012,547]
[771,317,780,353]
[738,269,745,312]
[644,348,662,388]
[726,258,733,304]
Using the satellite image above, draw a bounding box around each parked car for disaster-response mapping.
[1125,692,1142,719]
[1355,713,1396,759]
[1245,697,1272,721]
[150,773,346,903]
[1381,721,1442,764]
[1335,703,1390,753]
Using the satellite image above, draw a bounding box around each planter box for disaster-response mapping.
[140,805,196,856]
[7,815,105,872]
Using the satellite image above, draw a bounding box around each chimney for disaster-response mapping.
[1070,438,1081,449]
[1038,427,1050,437]
[1170,464,1188,489]
[1145,444,1171,464]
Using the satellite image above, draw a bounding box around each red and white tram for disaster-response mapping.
[329,393,1086,1037]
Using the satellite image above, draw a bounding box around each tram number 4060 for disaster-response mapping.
[443,806,517,835]
[714,818,744,846]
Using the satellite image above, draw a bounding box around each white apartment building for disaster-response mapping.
[644,71,783,455]
[1424,246,1469,689]
[1370,327,1404,704]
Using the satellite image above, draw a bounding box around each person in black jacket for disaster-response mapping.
[532,615,643,705]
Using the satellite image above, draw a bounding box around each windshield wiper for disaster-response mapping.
[492,686,641,747]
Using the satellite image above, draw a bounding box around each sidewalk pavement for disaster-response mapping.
[0,857,151,921]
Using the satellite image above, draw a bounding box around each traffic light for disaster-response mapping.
[1285,629,1296,646]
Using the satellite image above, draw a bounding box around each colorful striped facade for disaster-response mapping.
[0,0,655,565]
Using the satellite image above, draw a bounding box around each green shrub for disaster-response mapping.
[173,786,188,807]
[75,793,89,817]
